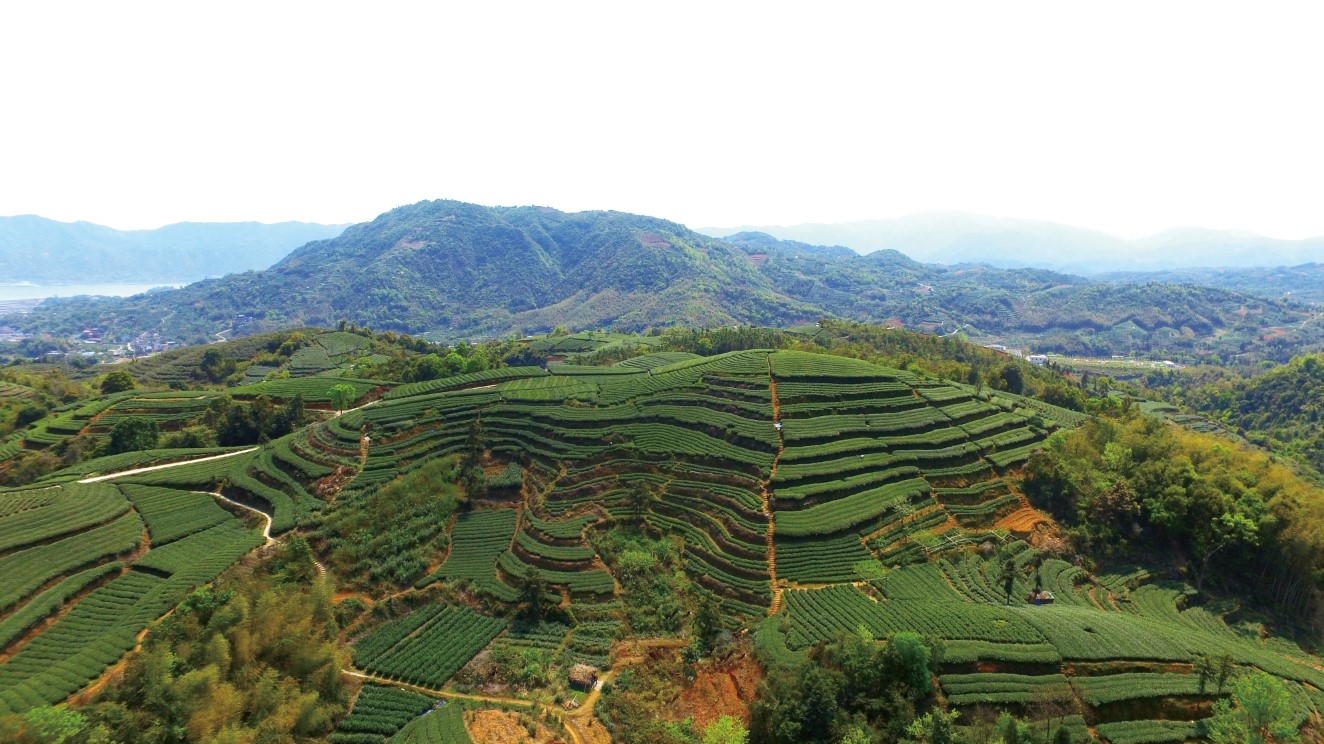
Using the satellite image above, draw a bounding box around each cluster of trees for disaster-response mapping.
[751,628,943,744]
[596,528,690,635]
[1022,409,1324,620]
[1150,353,1324,476]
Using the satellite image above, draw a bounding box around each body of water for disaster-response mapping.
[0,282,184,301]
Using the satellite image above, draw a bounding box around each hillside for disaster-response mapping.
[1100,263,1324,305]
[8,201,1320,362]
[703,212,1324,274]
[1156,353,1324,476]
[1,342,1323,742]
[0,214,345,283]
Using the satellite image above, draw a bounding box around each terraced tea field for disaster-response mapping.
[4,345,1322,742]
[0,479,263,714]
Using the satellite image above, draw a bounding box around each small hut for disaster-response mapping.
[568,664,599,692]
[1028,590,1056,605]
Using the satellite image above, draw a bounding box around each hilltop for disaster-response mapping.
[8,201,1320,362]
[0,214,346,283]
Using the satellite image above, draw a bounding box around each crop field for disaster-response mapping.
[352,604,505,688]
[389,700,471,744]
[0,461,269,715]
[418,510,517,598]
[341,349,1076,617]
[227,375,384,403]
[330,683,434,743]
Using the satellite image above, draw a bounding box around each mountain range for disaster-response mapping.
[701,212,1324,274]
[9,200,1320,362]
[0,214,346,283]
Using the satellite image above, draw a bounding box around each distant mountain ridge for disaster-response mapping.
[0,215,347,283]
[701,212,1324,273]
[7,201,1320,362]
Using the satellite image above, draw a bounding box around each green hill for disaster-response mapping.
[9,201,1319,362]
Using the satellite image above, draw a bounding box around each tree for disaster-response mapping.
[283,393,306,433]
[108,417,159,454]
[1215,653,1236,694]
[199,348,236,382]
[703,716,748,744]
[628,479,661,518]
[519,564,549,622]
[905,709,960,744]
[892,632,932,695]
[996,712,1031,744]
[18,706,87,743]
[1207,671,1299,744]
[13,404,47,428]
[841,727,873,744]
[1194,653,1216,695]
[999,364,1025,394]
[100,369,136,394]
[798,665,840,742]
[328,384,358,413]
[693,589,722,656]
[999,558,1018,605]
[1030,683,1078,742]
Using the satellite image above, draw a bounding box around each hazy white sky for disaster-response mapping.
[2,1,1322,238]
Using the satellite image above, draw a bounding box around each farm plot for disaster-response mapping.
[418,510,517,599]
[331,683,434,743]
[352,604,505,689]
[118,485,232,545]
[1071,673,1207,707]
[228,375,384,403]
[389,700,471,744]
[940,671,1072,707]
[0,510,142,614]
[0,482,130,553]
[775,534,877,584]
[782,584,1047,649]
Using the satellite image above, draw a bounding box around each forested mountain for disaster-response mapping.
[1100,263,1324,304]
[0,214,345,282]
[7,201,1320,362]
[703,212,1324,273]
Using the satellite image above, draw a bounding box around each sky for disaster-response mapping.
[1,1,1322,239]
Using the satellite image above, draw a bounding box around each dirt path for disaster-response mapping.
[340,667,536,708]
[77,448,258,484]
[206,489,274,544]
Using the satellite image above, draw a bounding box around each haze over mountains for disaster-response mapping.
[701,212,1324,274]
[0,215,346,283]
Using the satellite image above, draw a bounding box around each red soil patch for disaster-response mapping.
[674,653,763,729]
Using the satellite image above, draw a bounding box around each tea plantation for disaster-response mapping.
[2,347,1322,742]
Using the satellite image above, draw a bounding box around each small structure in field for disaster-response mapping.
[1028,590,1055,605]
[568,664,599,692]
